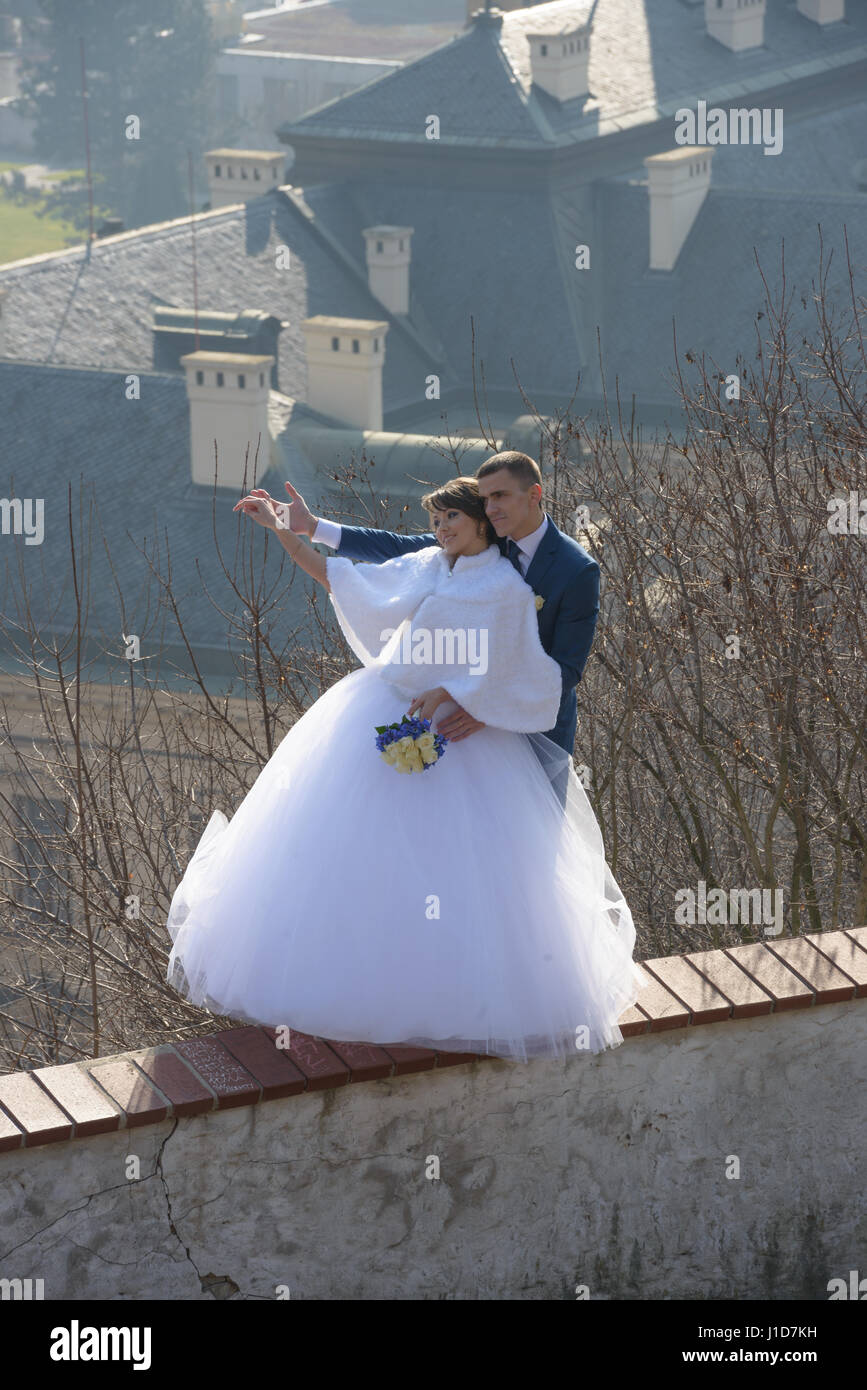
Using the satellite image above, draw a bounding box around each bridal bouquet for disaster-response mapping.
[375,714,447,774]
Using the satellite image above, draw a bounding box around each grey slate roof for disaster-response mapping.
[0,360,339,660]
[0,189,437,416]
[1,0,865,583]
[677,96,867,195]
[281,0,867,149]
[299,177,583,399]
[596,181,867,405]
[295,75,867,405]
[283,14,548,146]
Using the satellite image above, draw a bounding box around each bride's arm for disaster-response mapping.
[275,524,330,593]
[235,493,330,592]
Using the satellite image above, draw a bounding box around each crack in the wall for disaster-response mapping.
[1,1190,100,1263]
[153,1115,239,1300]
[63,1234,167,1269]
[1,1122,179,1265]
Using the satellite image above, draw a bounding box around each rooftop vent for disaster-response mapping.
[300,316,389,432]
[362,226,414,316]
[796,0,845,22]
[204,149,285,207]
[180,350,275,491]
[644,146,714,271]
[525,14,592,104]
[705,0,766,52]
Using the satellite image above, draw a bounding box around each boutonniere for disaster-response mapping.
[534,593,545,610]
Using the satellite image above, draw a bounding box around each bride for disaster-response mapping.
[165,477,649,1062]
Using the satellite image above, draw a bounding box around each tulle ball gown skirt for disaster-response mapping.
[165,664,650,1062]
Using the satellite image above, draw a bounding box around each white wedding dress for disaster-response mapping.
[166,543,650,1062]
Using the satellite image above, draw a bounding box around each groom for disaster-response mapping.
[278,451,599,758]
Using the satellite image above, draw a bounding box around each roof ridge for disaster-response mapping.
[277,185,440,370]
[0,199,255,277]
[492,17,558,145]
[280,20,476,136]
[609,178,867,209]
[278,15,543,148]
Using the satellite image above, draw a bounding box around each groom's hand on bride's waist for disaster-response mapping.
[407,687,485,742]
[436,708,485,742]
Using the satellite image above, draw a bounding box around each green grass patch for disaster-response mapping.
[0,170,110,263]
[0,192,84,261]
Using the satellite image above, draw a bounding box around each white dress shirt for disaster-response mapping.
[312,513,549,576]
[507,513,548,576]
[311,516,343,549]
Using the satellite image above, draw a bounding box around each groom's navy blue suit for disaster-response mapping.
[332,515,600,756]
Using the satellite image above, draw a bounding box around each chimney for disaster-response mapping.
[644,147,713,271]
[705,0,766,52]
[301,316,389,431]
[204,149,285,207]
[180,350,274,489]
[362,226,414,315]
[796,0,844,22]
[525,16,591,104]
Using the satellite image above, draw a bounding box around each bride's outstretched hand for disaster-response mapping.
[233,490,281,529]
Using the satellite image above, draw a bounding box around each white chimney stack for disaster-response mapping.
[180,350,274,489]
[362,226,414,315]
[204,149,285,207]
[796,0,844,22]
[644,147,714,271]
[301,316,389,432]
[705,0,766,52]
[525,17,591,103]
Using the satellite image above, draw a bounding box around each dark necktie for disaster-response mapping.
[506,538,524,575]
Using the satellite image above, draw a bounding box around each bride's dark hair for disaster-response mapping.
[420,476,497,545]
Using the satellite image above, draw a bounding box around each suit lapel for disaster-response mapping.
[523,517,560,593]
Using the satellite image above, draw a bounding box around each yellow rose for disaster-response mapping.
[420,747,439,765]
[534,594,545,610]
[416,732,435,752]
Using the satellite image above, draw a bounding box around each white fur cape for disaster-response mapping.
[325,543,563,733]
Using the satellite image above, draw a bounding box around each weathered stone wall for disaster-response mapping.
[2,1000,864,1300]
